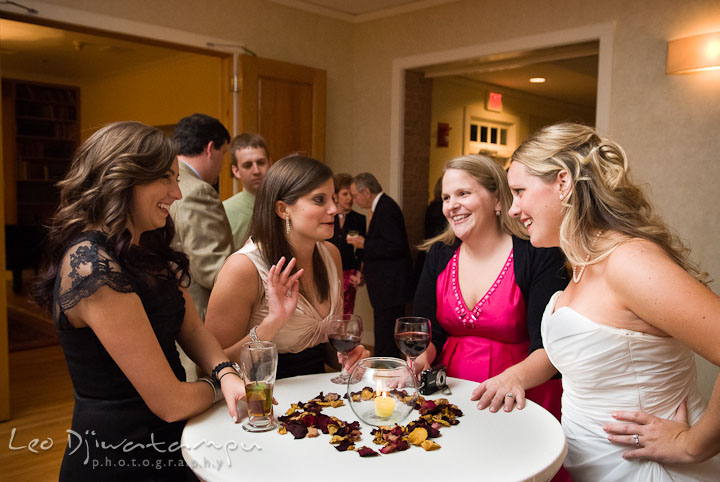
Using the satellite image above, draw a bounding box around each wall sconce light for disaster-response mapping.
[666,32,720,74]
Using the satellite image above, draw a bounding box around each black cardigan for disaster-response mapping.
[413,236,569,359]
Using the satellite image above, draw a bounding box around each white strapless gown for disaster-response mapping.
[542,292,720,481]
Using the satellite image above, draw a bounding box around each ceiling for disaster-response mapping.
[267,0,460,22]
[0,15,597,110]
[422,41,599,108]
[0,18,188,80]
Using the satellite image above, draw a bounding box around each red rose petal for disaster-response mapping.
[358,446,380,457]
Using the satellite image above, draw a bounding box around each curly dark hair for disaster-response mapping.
[34,121,190,312]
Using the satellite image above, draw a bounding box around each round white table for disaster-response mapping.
[182,373,566,481]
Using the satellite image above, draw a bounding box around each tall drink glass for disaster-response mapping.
[239,341,278,432]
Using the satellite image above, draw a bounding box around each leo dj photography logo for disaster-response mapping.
[8,427,261,470]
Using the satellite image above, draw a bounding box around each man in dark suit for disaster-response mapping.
[348,173,413,358]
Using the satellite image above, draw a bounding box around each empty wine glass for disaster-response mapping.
[328,314,363,384]
[394,317,431,379]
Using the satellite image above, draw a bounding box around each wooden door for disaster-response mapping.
[0,80,9,421]
[220,55,326,199]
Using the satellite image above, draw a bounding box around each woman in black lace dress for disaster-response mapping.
[33,122,254,481]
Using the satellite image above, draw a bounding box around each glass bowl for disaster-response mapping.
[347,357,418,426]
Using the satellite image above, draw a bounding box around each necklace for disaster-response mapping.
[450,248,513,327]
[572,258,589,283]
[572,230,603,284]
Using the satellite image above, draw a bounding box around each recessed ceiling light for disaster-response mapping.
[529,77,546,83]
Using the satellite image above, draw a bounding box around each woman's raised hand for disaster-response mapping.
[471,371,526,413]
[266,257,303,326]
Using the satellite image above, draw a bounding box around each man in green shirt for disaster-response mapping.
[223,133,270,248]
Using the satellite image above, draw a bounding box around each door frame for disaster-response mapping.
[388,22,615,205]
[0,3,240,421]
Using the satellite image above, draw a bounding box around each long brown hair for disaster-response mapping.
[34,121,190,311]
[249,155,334,301]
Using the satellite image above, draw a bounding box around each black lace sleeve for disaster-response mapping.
[54,233,136,330]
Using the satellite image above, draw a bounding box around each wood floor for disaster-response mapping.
[0,345,74,481]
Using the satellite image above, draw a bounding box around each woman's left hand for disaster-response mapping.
[603,399,699,464]
[266,257,303,327]
[470,372,526,413]
[219,373,247,423]
[342,344,370,374]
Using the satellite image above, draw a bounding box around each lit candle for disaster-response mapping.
[374,380,395,418]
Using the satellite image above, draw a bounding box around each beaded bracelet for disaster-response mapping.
[212,361,239,380]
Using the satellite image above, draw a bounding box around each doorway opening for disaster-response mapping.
[392,23,613,250]
[1,14,231,352]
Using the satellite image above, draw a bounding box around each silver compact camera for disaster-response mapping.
[419,364,447,395]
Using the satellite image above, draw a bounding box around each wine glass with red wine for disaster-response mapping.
[328,314,363,384]
[394,317,431,379]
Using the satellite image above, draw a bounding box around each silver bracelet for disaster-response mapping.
[249,325,260,343]
[198,376,222,403]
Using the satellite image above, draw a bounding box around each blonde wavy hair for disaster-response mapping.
[419,154,526,251]
[511,122,707,283]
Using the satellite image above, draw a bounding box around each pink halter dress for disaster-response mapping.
[435,248,563,421]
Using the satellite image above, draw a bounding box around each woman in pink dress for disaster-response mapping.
[414,155,568,420]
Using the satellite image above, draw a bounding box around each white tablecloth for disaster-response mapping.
[182,373,566,482]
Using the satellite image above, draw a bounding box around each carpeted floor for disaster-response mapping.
[8,311,59,352]
[6,279,59,352]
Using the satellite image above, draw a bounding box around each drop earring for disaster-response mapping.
[285,216,291,234]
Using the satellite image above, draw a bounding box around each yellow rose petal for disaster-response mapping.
[407,427,428,446]
[421,440,441,451]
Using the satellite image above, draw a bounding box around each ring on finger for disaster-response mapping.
[632,434,640,447]
[286,290,292,298]
[505,393,514,398]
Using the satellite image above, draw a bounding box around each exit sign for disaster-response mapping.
[487,92,502,112]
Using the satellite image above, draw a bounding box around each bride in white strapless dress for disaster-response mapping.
[543,291,720,481]
[500,123,720,482]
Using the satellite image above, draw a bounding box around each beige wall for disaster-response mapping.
[1,54,223,138]
[81,54,223,137]
[429,77,595,198]
[30,0,720,397]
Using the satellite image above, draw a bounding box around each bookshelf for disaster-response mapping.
[2,78,80,225]
[2,79,80,290]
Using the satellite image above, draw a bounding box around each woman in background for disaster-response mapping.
[413,155,568,423]
[34,121,246,481]
[329,173,366,314]
[206,156,368,379]
[507,122,720,481]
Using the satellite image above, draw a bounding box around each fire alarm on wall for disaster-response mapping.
[437,122,450,147]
